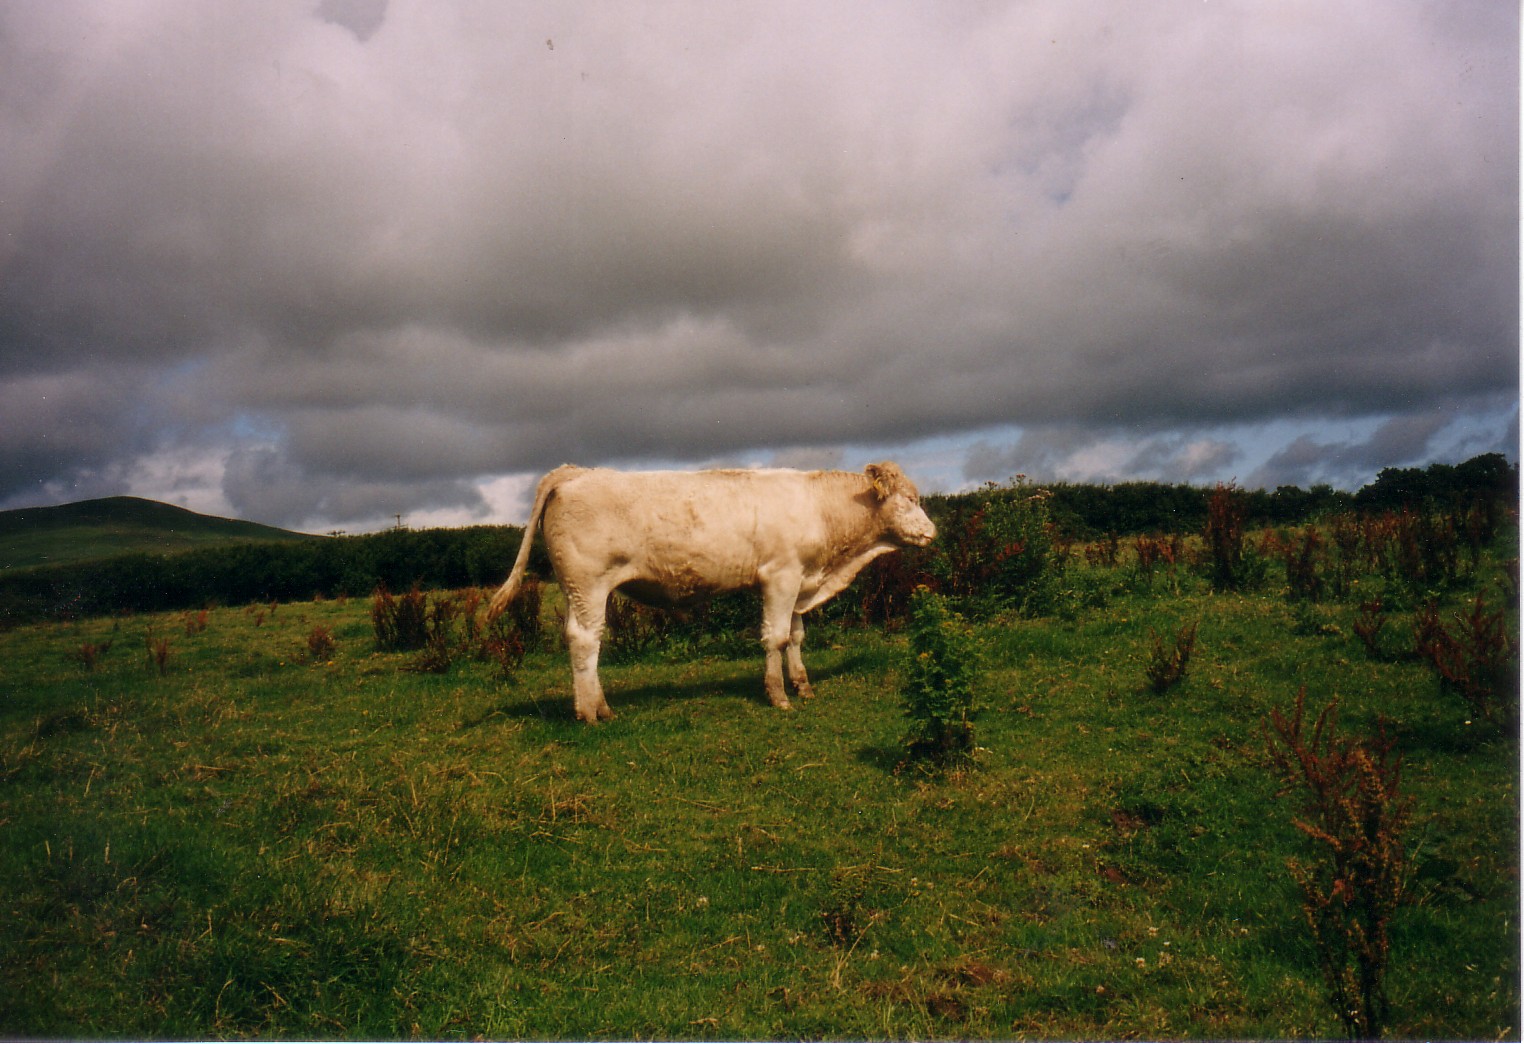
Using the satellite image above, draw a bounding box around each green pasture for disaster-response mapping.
[1,541,1517,1039]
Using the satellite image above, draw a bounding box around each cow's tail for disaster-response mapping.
[484,466,573,624]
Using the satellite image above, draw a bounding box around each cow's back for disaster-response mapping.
[541,468,861,604]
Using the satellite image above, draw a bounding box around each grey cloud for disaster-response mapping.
[1246,413,1455,490]
[963,425,1242,487]
[317,0,387,43]
[0,367,161,487]
[764,447,847,472]
[222,445,486,531]
[0,1,1515,528]
[1125,437,1241,484]
[963,427,1090,485]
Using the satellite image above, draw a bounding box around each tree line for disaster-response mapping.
[0,525,542,625]
[1022,451,1515,539]
[0,453,1512,628]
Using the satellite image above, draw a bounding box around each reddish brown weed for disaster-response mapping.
[1204,483,1250,591]
[408,593,461,674]
[72,640,112,671]
[372,583,429,651]
[1143,620,1197,695]
[1264,689,1412,1042]
[1283,526,1324,602]
[1352,599,1389,661]
[1416,594,1518,735]
[145,631,172,677]
[1085,532,1121,569]
[306,624,337,662]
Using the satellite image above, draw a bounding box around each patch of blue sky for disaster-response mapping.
[227,413,284,444]
[494,399,1515,513]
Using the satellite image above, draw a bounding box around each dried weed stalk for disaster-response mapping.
[1144,621,1198,695]
[1264,688,1412,1041]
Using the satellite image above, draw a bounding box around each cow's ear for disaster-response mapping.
[865,462,895,499]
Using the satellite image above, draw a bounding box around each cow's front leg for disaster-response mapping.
[759,581,800,710]
[785,612,816,700]
[564,587,615,723]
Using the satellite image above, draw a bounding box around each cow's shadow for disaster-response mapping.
[460,652,879,727]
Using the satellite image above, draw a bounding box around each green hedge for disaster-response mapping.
[2,454,1512,628]
[0,525,538,626]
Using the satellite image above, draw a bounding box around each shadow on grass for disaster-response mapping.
[855,743,906,775]
[459,651,881,727]
[854,743,978,780]
[1391,713,1510,756]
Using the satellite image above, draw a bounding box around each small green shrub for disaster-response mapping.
[1328,513,1364,597]
[981,483,1062,615]
[817,866,895,949]
[900,587,980,765]
[922,478,1062,618]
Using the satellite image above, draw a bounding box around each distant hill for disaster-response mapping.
[0,496,315,572]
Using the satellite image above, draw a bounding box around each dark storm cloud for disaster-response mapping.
[0,1,1515,529]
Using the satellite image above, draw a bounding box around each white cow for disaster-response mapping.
[484,462,936,723]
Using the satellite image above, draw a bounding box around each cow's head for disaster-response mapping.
[866,462,937,547]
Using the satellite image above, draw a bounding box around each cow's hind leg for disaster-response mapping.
[563,585,615,723]
[759,581,799,710]
[785,612,816,701]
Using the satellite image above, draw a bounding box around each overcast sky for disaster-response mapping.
[1,1,1516,532]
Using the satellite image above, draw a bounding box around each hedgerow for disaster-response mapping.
[0,454,1513,633]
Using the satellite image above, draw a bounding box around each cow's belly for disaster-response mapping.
[617,552,754,608]
[617,577,728,609]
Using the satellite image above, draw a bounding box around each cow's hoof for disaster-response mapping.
[770,699,793,711]
[597,705,615,722]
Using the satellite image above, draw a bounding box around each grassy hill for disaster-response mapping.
[0,496,313,572]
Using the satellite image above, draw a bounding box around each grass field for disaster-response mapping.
[1,534,1517,1039]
